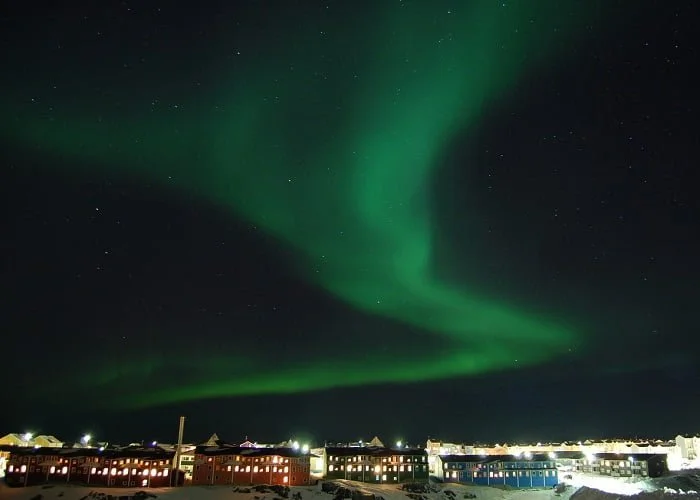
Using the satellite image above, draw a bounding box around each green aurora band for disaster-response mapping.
[4,1,604,408]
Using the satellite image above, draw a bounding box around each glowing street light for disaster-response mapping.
[301,444,309,453]
[396,441,402,448]
[22,433,33,446]
[292,441,300,450]
[81,434,91,447]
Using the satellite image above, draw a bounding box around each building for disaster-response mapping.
[437,454,559,488]
[324,446,429,484]
[0,433,35,447]
[3,445,180,488]
[426,440,470,475]
[0,433,63,449]
[192,444,311,486]
[675,435,700,461]
[32,435,63,448]
[178,445,196,482]
[579,453,668,478]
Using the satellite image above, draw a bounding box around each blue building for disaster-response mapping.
[437,454,558,488]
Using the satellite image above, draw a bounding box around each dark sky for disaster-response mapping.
[1,1,699,447]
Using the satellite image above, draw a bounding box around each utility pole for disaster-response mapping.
[173,416,186,487]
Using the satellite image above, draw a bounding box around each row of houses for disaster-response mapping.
[435,452,668,487]
[426,435,699,473]
[1,444,181,488]
[1,433,677,490]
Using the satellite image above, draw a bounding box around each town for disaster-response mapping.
[2,426,699,492]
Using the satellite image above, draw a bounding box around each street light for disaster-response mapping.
[22,433,33,446]
[396,441,402,448]
[301,444,309,453]
[81,434,91,447]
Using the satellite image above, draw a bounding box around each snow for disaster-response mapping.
[2,477,699,500]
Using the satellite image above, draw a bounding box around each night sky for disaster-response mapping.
[1,1,698,446]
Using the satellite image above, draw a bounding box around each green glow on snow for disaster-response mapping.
[2,1,603,408]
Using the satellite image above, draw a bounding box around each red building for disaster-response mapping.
[3,445,181,488]
[192,445,312,486]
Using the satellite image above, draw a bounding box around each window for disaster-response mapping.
[283,476,288,483]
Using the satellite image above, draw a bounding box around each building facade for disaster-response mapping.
[437,454,559,488]
[324,446,429,484]
[578,453,668,478]
[192,445,311,486]
[3,445,179,488]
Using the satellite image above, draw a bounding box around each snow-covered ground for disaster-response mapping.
[563,470,700,497]
[1,476,699,500]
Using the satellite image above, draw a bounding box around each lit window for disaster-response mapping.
[103,468,108,475]
[400,466,404,472]
[253,466,259,473]
[329,465,334,471]
[91,468,97,474]
[62,466,68,474]
[284,466,289,473]
[151,468,157,476]
[283,476,288,483]
[110,468,117,475]
[50,466,56,474]
[408,466,412,471]
[227,466,232,472]
[132,469,137,474]
[235,465,240,472]
[245,466,251,472]
[163,469,169,476]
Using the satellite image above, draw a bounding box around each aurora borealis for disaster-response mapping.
[3,0,699,440]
